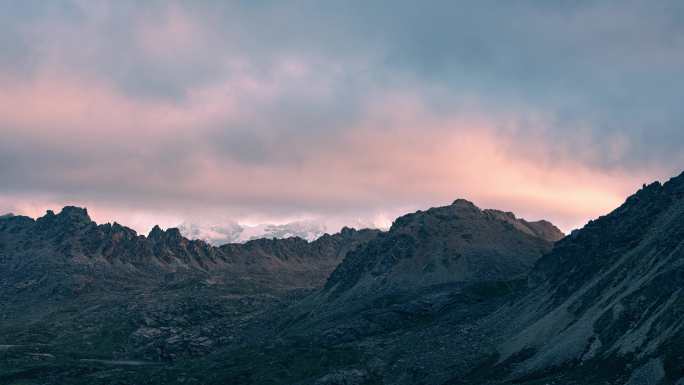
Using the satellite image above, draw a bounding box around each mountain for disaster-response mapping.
[472,172,684,384]
[322,199,562,300]
[12,172,684,385]
[238,221,328,242]
[177,220,328,246]
[263,176,684,385]
[0,207,379,383]
[0,207,378,292]
[196,174,683,385]
[0,200,562,385]
[252,199,564,385]
[176,221,245,245]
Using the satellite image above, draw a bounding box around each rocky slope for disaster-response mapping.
[469,172,684,384]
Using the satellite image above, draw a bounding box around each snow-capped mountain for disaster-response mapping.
[176,221,244,245]
[237,221,328,242]
[177,220,328,246]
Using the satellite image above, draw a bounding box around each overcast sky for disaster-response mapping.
[1,1,683,234]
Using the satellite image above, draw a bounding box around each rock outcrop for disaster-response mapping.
[323,199,560,299]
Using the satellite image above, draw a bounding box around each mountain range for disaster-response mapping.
[176,220,330,246]
[1,172,684,384]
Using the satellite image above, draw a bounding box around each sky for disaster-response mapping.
[1,0,684,235]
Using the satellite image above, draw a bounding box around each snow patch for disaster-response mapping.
[177,220,327,245]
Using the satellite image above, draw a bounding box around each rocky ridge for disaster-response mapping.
[478,172,684,384]
[0,206,379,292]
[323,199,561,299]
[0,207,379,383]
[7,170,684,385]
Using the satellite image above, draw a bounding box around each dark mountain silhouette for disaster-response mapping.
[2,172,684,385]
[0,206,378,294]
[273,200,563,384]
[0,207,378,381]
[323,199,561,299]
[478,172,684,384]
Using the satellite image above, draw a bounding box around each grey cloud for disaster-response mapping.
[1,0,683,230]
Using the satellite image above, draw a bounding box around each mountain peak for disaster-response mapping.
[450,198,478,209]
[36,206,92,226]
[146,225,187,247]
[58,206,91,221]
[339,226,356,235]
[446,198,483,217]
[148,225,164,240]
[326,200,559,296]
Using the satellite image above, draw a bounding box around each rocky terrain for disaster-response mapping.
[0,207,378,292]
[2,172,684,385]
[0,208,377,384]
[477,172,684,384]
[323,199,561,299]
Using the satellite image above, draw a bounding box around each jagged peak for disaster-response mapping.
[36,206,92,225]
[99,221,138,237]
[339,226,358,236]
[58,206,91,221]
[147,225,187,245]
[148,225,165,240]
[110,221,125,230]
[622,170,684,203]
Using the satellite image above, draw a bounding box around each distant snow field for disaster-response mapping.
[177,220,328,245]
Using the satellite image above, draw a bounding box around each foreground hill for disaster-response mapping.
[473,172,684,384]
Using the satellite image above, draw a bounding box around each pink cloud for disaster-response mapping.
[0,74,664,234]
[0,75,237,134]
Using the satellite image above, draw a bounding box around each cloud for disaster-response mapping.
[0,1,682,233]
